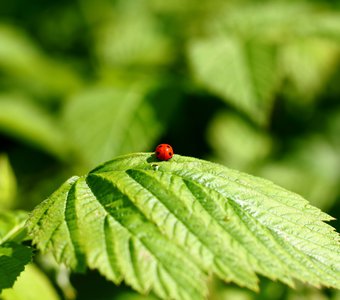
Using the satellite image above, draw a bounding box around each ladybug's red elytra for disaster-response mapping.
[155,144,174,161]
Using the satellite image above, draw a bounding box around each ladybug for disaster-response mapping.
[155,144,174,161]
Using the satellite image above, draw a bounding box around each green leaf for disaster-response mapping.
[188,2,340,125]
[0,210,28,244]
[62,86,163,168]
[207,112,272,170]
[0,24,81,97]
[1,264,60,300]
[280,37,340,102]
[0,210,33,293]
[258,135,340,211]
[94,5,173,68]
[188,36,279,125]
[0,96,69,160]
[27,153,340,300]
[0,243,32,293]
[0,154,17,209]
[212,2,340,41]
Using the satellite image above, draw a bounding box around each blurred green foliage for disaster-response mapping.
[0,0,339,299]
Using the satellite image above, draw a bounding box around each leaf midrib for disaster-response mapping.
[93,164,335,253]
[228,198,335,285]
[94,156,325,220]
[182,175,339,285]
[173,166,339,261]
[128,167,340,283]
[123,169,260,288]
[170,163,331,223]
[182,178,295,282]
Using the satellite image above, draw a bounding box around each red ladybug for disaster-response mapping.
[155,144,174,161]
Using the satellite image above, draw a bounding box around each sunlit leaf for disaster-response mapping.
[28,153,340,300]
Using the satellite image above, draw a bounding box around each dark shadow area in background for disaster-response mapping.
[151,89,225,159]
[71,269,158,300]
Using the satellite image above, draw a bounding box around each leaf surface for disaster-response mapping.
[28,153,340,299]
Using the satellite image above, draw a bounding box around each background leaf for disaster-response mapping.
[206,112,272,170]
[0,96,69,160]
[62,85,163,169]
[0,264,60,300]
[0,243,32,293]
[258,135,340,211]
[28,153,340,300]
[188,37,279,125]
[0,209,32,293]
[94,4,173,68]
[0,24,81,98]
[280,37,340,102]
[0,210,28,243]
[0,154,17,209]
[188,2,340,125]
